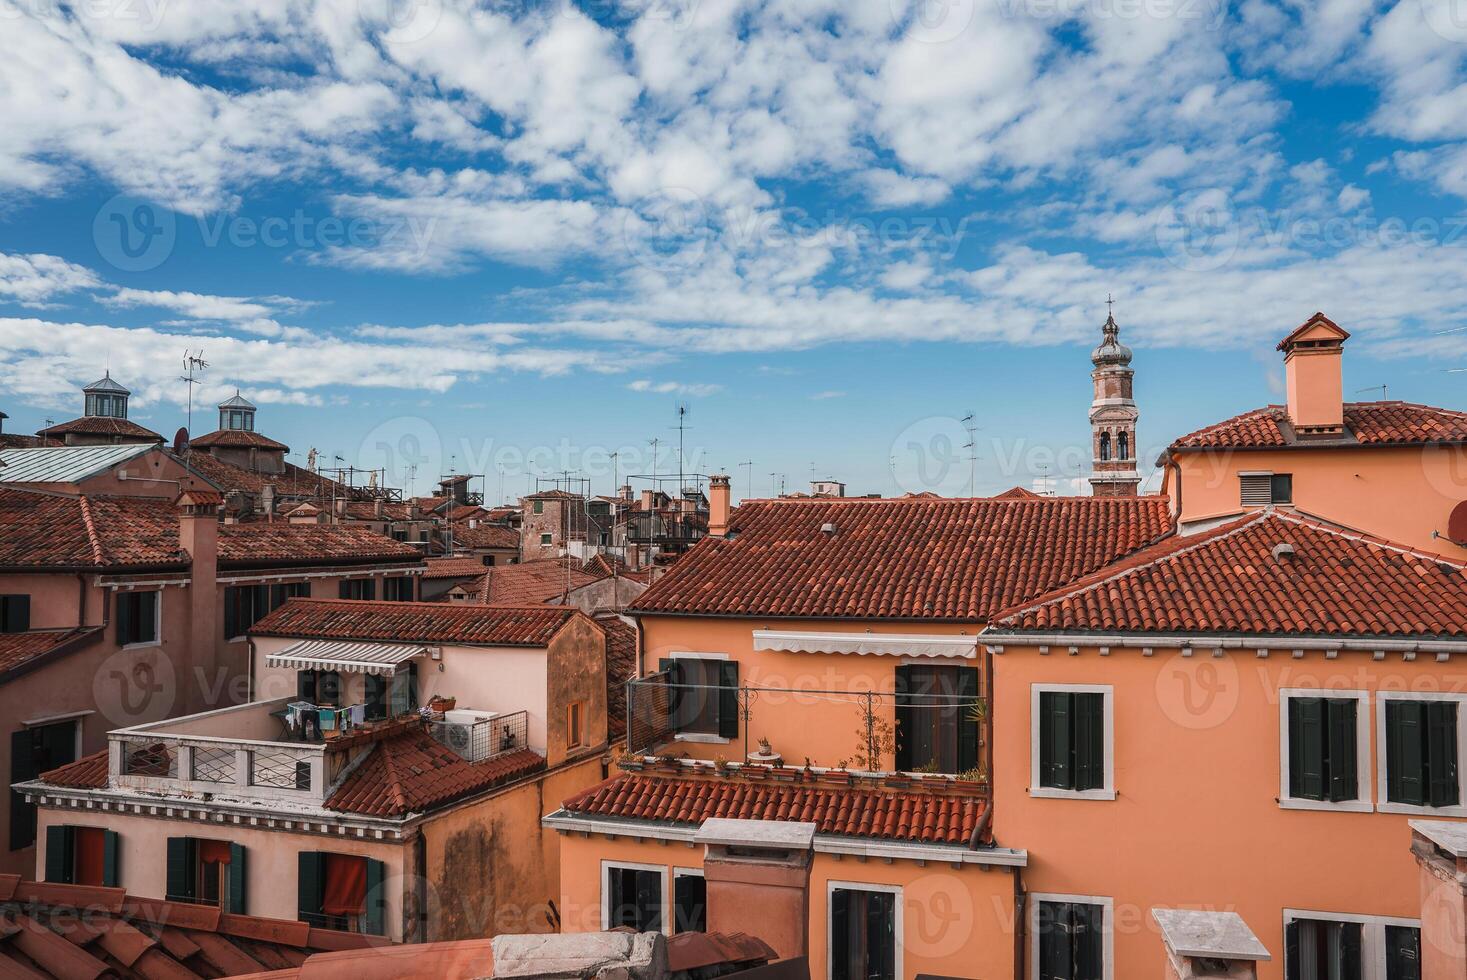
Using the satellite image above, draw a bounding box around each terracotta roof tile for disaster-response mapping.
[251,598,582,646]
[37,749,109,789]
[421,557,491,579]
[187,429,290,451]
[630,496,1173,621]
[479,558,607,606]
[325,726,544,817]
[595,614,637,742]
[989,510,1467,639]
[185,452,350,501]
[36,416,163,442]
[217,524,422,567]
[561,767,988,846]
[450,524,518,551]
[0,627,101,676]
[1170,401,1467,451]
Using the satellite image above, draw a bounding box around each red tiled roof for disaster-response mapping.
[0,433,47,449]
[1170,401,1467,451]
[995,486,1041,498]
[479,558,607,606]
[989,510,1467,639]
[251,598,583,646]
[561,767,988,846]
[187,428,290,451]
[218,523,420,567]
[325,726,544,817]
[35,416,163,442]
[0,627,101,678]
[342,500,413,522]
[0,874,380,979]
[186,451,351,502]
[452,523,518,551]
[595,614,637,742]
[442,504,487,522]
[630,496,1173,621]
[38,748,109,789]
[421,556,491,579]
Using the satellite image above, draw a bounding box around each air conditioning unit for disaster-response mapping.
[445,709,498,726]
[439,709,499,762]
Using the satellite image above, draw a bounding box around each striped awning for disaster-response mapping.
[752,630,978,659]
[265,639,430,675]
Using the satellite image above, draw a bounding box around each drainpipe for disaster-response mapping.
[76,574,88,628]
[1014,871,1027,980]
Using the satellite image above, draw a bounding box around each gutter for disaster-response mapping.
[980,631,1467,655]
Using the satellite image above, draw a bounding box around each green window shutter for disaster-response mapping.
[1339,921,1363,978]
[1291,698,1326,800]
[1326,699,1358,802]
[45,826,74,883]
[635,868,661,934]
[1037,901,1071,980]
[116,593,133,645]
[1039,692,1073,790]
[228,843,247,915]
[893,666,915,772]
[1426,701,1459,808]
[166,837,196,902]
[102,830,120,888]
[1071,902,1104,980]
[1387,701,1426,805]
[1386,926,1421,980]
[956,667,980,774]
[1284,922,1300,980]
[298,851,324,920]
[717,660,739,740]
[365,675,387,720]
[659,659,684,730]
[1073,694,1105,792]
[364,858,386,936]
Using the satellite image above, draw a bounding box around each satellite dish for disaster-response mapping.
[1449,500,1467,544]
[173,427,190,454]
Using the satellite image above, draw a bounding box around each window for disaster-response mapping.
[1117,432,1129,461]
[383,577,414,601]
[533,499,545,514]
[1098,433,1111,462]
[299,852,385,934]
[1380,695,1463,812]
[225,583,308,639]
[567,701,586,749]
[539,532,552,546]
[339,579,376,600]
[1241,472,1292,506]
[1032,896,1109,980]
[604,863,663,933]
[1281,691,1369,810]
[660,656,738,741]
[1032,686,1112,799]
[0,595,30,633]
[10,721,77,850]
[830,883,899,980]
[1284,913,1421,980]
[895,664,980,775]
[167,837,246,913]
[673,871,706,934]
[115,590,159,646]
[44,826,118,886]
[298,669,343,706]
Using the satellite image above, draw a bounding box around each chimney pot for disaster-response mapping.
[708,474,731,538]
[1279,313,1349,434]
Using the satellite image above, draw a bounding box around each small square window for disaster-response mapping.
[1240,473,1292,506]
[1280,691,1368,809]
[116,591,159,646]
[604,864,663,933]
[1032,686,1112,798]
[539,533,552,546]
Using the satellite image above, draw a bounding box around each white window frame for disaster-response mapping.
[1277,688,1373,813]
[668,651,731,745]
[600,860,668,934]
[671,867,705,935]
[1282,908,1422,980]
[1374,691,1467,817]
[1030,684,1116,801]
[1239,470,1290,507]
[1028,892,1114,980]
[826,879,903,980]
[539,532,552,545]
[120,589,163,650]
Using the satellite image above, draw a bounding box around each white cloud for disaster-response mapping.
[0,253,102,306]
[627,379,722,397]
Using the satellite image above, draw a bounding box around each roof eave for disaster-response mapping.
[979,629,1467,654]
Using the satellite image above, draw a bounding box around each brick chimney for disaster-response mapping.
[708,474,731,538]
[1152,909,1270,980]
[695,818,814,962]
[374,498,384,519]
[176,490,222,712]
[641,489,655,511]
[1278,312,1349,435]
[1410,821,1467,979]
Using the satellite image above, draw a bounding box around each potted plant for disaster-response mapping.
[427,694,456,713]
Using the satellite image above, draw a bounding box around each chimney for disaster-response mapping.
[708,474,731,538]
[619,483,633,502]
[1278,313,1349,435]
[176,490,221,713]
[641,489,655,511]
[261,482,276,519]
[1152,909,1270,980]
[1410,821,1467,979]
[695,818,814,962]
[334,498,347,520]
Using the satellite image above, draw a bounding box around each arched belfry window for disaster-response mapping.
[1118,432,1129,461]
[1099,432,1111,462]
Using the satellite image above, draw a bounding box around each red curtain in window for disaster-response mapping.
[73,828,106,887]
[321,854,368,917]
[198,840,232,865]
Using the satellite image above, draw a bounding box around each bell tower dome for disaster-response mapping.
[1088,303,1141,497]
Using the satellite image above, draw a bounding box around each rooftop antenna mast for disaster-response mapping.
[739,460,754,501]
[673,403,690,497]
[960,411,979,497]
[1356,384,1389,400]
[179,350,209,434]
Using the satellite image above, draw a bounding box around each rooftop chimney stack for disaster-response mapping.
[1152,909,1270,980]
[708,474,731,538]
[1279,312,1349,435]
[1410,821,1467,979]
[176,490,222,713]
[696,819,814,963]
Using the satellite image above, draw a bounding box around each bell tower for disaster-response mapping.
[1088,301,1141,497]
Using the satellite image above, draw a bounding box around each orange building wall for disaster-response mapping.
[991,644,1467,979]
[554,832,1019,979]
[1170,445,1467,561]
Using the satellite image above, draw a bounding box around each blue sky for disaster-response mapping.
[2,0,1466,502]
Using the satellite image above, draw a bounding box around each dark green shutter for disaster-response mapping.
[298,669,317,702]
[1388,701,1426,805]
[893,666,915,772]
[365,858,386,935]
[224,587,239,639]
[1284,922,1300,980]
[1,595,31,633]
[1339,921,1363,978]
[1072,903,1103,980]
[365,675,387,720]
[116,592,133,645]
[228,843,247,914]
[1326,699,1358,802]
[298,851,324,919]
[717,660,739,740]
[660,659,684,730]
[1427,701,1459,807]
[407,662,419,711]
[1292,698,1326,800]
[102,830,120,887]
[1040,692,1072,790]
[1073,694,1105,792]
[831,888,852,980]
[10,729,36,850]
[45,826,74,883]
[635,868,661,934]
[1037,901,1071,980]
[956,667,980,773]
[166,837,195,901]
[319,671,342,706]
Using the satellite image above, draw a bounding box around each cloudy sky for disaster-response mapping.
[1,0,1465,499]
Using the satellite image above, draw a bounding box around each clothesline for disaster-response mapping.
[284,700,368,739]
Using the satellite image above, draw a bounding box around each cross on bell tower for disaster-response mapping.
[1088,299,1141,497]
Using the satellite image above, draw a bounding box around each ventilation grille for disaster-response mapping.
[1240,475,1274,506]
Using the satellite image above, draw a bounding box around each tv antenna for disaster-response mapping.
[960,411,980,497]
[1356,384,1389,400]
[673,402,691,495]
[179,350,209,433]
[739,460,754,500]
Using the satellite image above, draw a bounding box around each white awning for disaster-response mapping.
[265,639,430,675]
[751,630,978,659]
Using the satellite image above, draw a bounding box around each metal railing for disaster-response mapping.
[428,709,529,763]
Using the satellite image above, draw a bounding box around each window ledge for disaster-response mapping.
[1278,798,1374,814]
[1376,801,1467,818]
[1028,787,1116,801]
[121,640,162,651]
[674,733,731,745]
